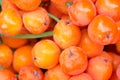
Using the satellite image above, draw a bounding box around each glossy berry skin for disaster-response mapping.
[96,0,120,21]
[53,16,81,49]
[23,7,50,34]
[59,46,88,75]
[88,15,118,45]
[19,66,43,80]
[9,0,42,11]
[0,8,22,36]
[68,0,96,27]
[0,69,17,80]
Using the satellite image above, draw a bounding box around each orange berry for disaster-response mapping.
[95,0,120,21]
[0,69,17,80]
[99,51,113,63]
[9,0,42,11]
[1,37,28,48]
[68,0,96,26]
[51,0,72,14]
[53,16,81,49]
[88,15,118,45]
[0,44,13,68]
[79,29,104,58]
[87,56,113,80]
[44,65,70,80]
[2,0,18,10]
[32,39,61,69]
[0,8,22,36]
[48,2,63,18]
[23,7,50,34]
[13,45,34,72]
[19,66,43,80]
[59,46,88,75]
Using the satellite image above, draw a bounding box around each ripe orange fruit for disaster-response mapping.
[95,0,120,21]
[88,15,118,45]
[0,44,13,68]
[48,2,63,18]
[1,37,28,48]
[32,39,61,69]
[99,51,113,63]
[13,45,34,72]
[9,0,42,11]
[44,65,70,80]
[23,7,50,34]
[69,73,93,80]
[53,16,81,49]
[87,56,113,80]
[78,29,104,58]
[2,0,18,10]
[19,65,43,80]
[0,69,17,80]
[51,0,72,14]
[59,46,88,75]
[0,8,22,36]
[68,0,96,26]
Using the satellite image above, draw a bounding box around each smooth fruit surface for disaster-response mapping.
[88,15,118,45]
[9,0,41,11]
[32,39,61,69]
[59,46,88,75]
[19,66,43,80]
[53,16,81,49]
[0,8,22,36]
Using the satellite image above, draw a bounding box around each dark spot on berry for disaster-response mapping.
[44,22,47,26]
[34,57,37,61]
[66,21,70,25]
[103,58,108,63]
[106,34,110,40]
[69,50,73,57]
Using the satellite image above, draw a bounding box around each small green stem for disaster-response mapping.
[0,31,53,39]
[15,74,19,79]
[0,0,2,6]
[48,13,60,22]
[66,2,73,6]
[0,0,2,11]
